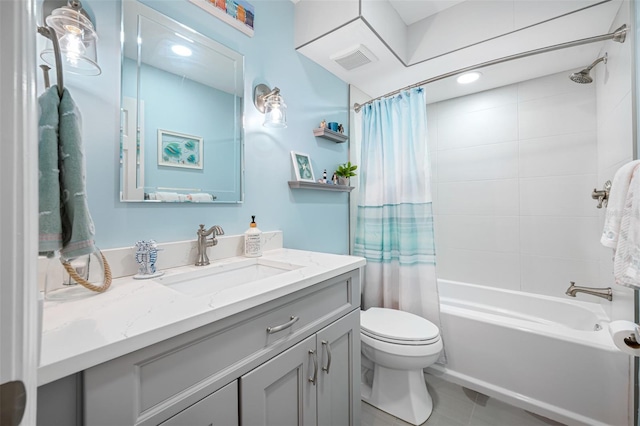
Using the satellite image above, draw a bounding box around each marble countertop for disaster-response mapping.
[38,248,365,386]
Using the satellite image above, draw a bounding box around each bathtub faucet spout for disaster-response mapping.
[565,281,612,301]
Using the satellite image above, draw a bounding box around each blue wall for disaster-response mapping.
[64,0,350,254]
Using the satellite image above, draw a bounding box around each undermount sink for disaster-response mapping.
[155,258,303,297]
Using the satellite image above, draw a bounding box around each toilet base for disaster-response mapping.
[361,364,433,425]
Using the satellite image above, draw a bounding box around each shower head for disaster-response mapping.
[569,53,607,84]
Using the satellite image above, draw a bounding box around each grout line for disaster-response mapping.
[467,400,478,426]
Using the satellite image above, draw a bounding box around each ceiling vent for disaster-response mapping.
[331,44,378,71]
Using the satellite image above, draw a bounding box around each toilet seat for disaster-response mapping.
[361,307,440,346]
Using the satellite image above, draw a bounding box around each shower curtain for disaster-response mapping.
[354,88,441,329]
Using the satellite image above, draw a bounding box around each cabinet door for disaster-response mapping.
[160,381,238,426]
[316,309,360,426]
[240,335,317,426]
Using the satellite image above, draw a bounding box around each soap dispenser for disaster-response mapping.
[244,215,262,257]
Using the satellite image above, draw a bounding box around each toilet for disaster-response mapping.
[360,307,442,425]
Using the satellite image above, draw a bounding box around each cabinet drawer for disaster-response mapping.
[160,380,238,426]
[85,269,360,425]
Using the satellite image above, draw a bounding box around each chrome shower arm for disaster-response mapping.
[585,53,608,72]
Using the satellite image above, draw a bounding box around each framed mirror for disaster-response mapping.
[120,0,244,203]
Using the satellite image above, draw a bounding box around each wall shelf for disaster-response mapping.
[313,128,348,143]
[188,0,254,37]
[288,181,354,192]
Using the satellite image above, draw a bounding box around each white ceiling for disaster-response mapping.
[388,0,466,25]
[295,0,625,104]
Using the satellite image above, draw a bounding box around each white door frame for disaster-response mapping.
[122,96,145,201]
[1,0,40,424]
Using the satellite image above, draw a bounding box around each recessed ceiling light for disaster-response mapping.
[171,44,192,57]
[457,72,481,84]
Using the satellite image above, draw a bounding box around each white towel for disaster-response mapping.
[613,167,640,289]
[187,193,213,202]
[601,160,640,248]
[155,191,180,202]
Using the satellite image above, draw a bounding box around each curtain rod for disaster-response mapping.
[353,24,627,113]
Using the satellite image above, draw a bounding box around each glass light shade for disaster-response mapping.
[40,6,102,76]
[263,94,287,128]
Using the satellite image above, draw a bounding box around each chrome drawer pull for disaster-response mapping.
[309,349,318,384]
[266,316,299,334]
[321,340,332,373]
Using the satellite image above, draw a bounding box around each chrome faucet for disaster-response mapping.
[565,281,612,301]
[195,224,224,266]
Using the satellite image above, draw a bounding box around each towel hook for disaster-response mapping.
[592,180,612,208]
[39,65,51,89]
[36,25,64,97]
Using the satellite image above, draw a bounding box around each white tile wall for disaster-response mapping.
[520,255,600,296]
[519,132,597,178]
[435,247,521,290]
[518,90,596,140]
[437,104,518,150]
[426,103,438,152]
[430,67,622,301]
[430,2,633,315]
[438,180,519,216]
[517,70,583,102]
[519,175,597,217]
[598,92,633,169]
[437,85,517,117]
[436,215,519,253]
[519,216,601,260]
[437,142,519,182]
[594,1,634,322]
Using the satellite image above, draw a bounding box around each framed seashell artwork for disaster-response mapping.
[157,129,204,170]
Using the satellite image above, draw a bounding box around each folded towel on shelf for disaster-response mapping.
[187,193,214,202]
[154,191,181,202]
[601,160,640,248]
[58,88,97,260]
[38,86,63,257]
[612,166,640,289]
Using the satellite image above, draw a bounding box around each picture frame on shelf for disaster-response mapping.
[290,151,315,182]
[158,129,203,170]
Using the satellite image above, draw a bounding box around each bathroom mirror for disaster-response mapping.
[120,0,244,203]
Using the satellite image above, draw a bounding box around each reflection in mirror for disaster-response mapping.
[120,0,244,203]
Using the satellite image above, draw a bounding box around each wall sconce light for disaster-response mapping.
[40,0,101,76]
[254,84,287,128]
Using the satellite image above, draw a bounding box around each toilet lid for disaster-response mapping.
[361,307,440,343]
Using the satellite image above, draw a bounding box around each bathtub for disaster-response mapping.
[427,279,631,426]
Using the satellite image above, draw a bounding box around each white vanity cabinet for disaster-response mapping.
[83,269,361,426]
[241,309,360,426]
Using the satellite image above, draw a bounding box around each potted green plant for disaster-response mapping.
[335,162,357,186]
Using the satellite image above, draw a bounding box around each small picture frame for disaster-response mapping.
[290,151,315,182]
[158,129,203,170]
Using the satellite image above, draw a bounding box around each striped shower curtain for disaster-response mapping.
[354,88,441,329]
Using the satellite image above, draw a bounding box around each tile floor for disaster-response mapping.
[361,373,565,426]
